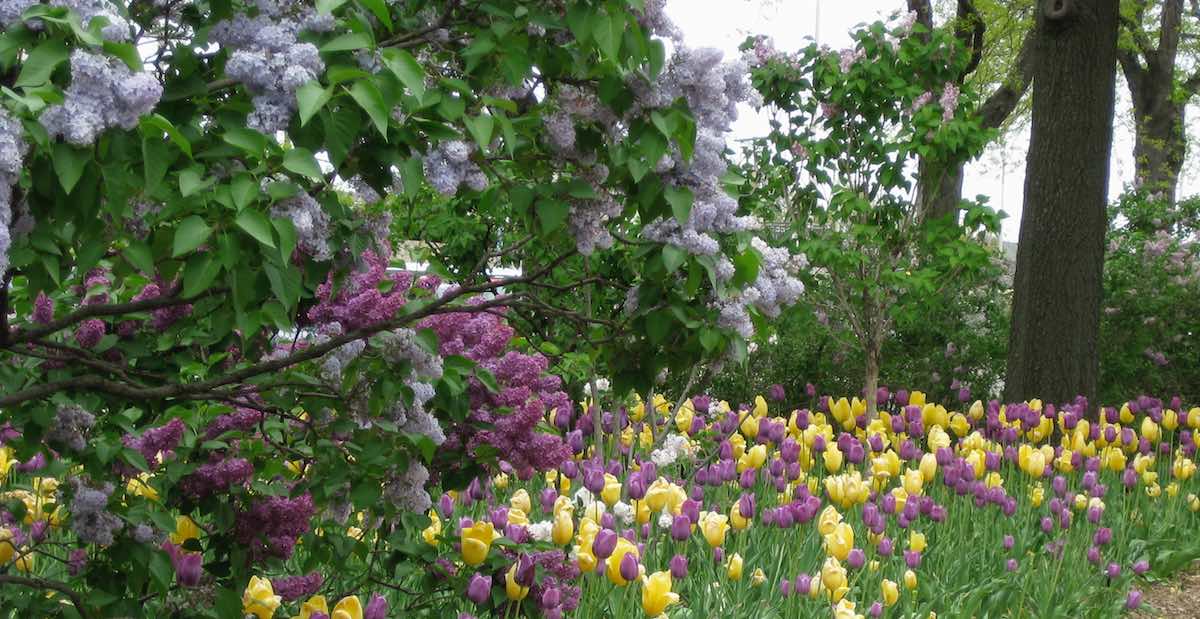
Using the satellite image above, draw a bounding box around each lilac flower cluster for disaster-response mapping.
[939,82,960,122]
[271,571,324,602]
[211,3,332,133]
[420,308,572,477]
[123,418,186,467]
[39,50,162,146]
[69,480,123,545]
[46,404,95,452]
[178,456,254,499]
[270,193,333,261]
[377,328,445,443]
[308,249,413,330]
[131,281,193,331]
[422,139,487,196]
[383,460,432,513]
[233,493,315,563]
[316,324,367,383]
[0,0,36,28]
[0,107,28,278]
[54,0,132,40]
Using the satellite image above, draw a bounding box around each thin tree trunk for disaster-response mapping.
[1131,102,1187,199]
[864,333,881,420]
[1004,0,1119,413]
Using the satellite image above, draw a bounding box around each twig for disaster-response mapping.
[0,574,93,619]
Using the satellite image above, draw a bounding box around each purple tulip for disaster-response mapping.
[467,572,491,605]
[1126,589,1143,610]
[869,601,883,617]
[779,578,791,597]
[1087,546,1101,564]
[847,548,866,570]
[769,384,786,402]
[1003,534,1015,550]
[1106,562,1121,578]
[515,554,535,587]
[600,512,615,530]
[670,554,688,579]
[878,537,894,556]
[619,552,640,582]
[1094,527,1112,546]
[1132,560,1150,575]
[1040,517,1054,534]
[1005,558,1018,572]
[592,529,617,560]
[795,573,812,596]
[904,550,922,568]
[713,547,725,563]
[364,594,389,619]
[1052,475,1067,496]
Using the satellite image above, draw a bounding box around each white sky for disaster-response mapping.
[667,0,1200,241]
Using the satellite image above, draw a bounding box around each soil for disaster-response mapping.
[1133,562,1200,618]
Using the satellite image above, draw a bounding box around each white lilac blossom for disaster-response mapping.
[611,501,635,526]
[68,480,124,545]
[567,189,622,255]
[378,328,446,445]
[270,193,333,261]
[211,3,332,133]
[52,0,131,40]
[0,107,27,277]
[650,434,694,468]
[527,521,554,542]
[382,460,431,513]
[422,140,487,196]
[39,50,163,146]
[46,404,96,452]
[939,82,960,122]
[745,237,805,319]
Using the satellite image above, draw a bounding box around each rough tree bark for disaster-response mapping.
[911,0,1036,223]
[1004,0,1119,411]
[1117,0,1199,201]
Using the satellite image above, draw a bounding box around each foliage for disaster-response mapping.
[739,15,1003,411]
[0,0,802,615]
[1099,191,1200,404]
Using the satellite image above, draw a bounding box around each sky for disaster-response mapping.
[665,0,1200,242]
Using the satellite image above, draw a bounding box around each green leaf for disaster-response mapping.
[178,168,209,197]
[662,245,687,274]
[646,310,673,345]
[142,136,169,192]
[296,81,332,127]
[123,242,155,274]
[348,80,389,138]
[16,39,68,87]
[463,113,494,150]
[140,114,193,157]
[51,143,90,194]
[235,209,276,248]
[148,548,173,592]
[382,48,426,98]
[273,217,298,263]
[358,0,393,30]
[224,127,269,154]
[320,32,373,52]
[172,216,212,257]
[182,252,221,298]
[283,148,324,180]
[592,11,622,60]
[665,186,694,226]
[231,174,258,210]
[536,200,569,234]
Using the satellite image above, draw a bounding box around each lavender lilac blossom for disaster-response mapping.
[39,50,162,146]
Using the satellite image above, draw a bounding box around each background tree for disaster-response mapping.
[1005,0,1120,410]
[743,16,1001,416]
[1117,0,1200,201]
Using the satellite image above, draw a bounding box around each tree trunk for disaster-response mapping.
[1117,0,1188,201]
[1004,0,1119,413]
[917,24,1036,223]
[864,333,881,419]
[1131,101,1186,200]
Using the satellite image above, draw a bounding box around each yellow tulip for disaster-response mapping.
[699,511,730,547]
[919,453,938,482]
[243,576,282,619]
[0,528,15,564]
[909,391,926,407]
[607,538,641,586]
[968,400,984,420]
[461,521,500,566]
[745,445,767,469]
[553,495,574,518]
[644,478,674,512]
[422,510,441,546]
[751,567,766,586]
[730,501,751,530]
[1174,455,1197,480]
[871,451,901,480]
[675,405,695,434]
[125,473,159,502]
[725,552,744,581]
[820,557,849,602]
[927,426,951,451]
[552,511,574,546]
[823,522,854,561]
[1187,493,1199,512]
[891,487,909,515]
[908,531,927,553]
[823,444,844,472]
[740,412,760,439]
[1120,404,1134,424]
[493,473,509,489]
[295,596,329,619]
[601,474,622,506]
[903,469,924,496]
[834,599,863,619]
[949,413,970,437]
[510,489,532,514]
[1163,409,1179,431]
[505,563,530,600]
[818,505,843,536]
[904,569,918,590]
[1188,408,1200,429]
[0,447,14,483]
[1166,482,1180,498]
[13,548,32,573]
[331,596,363,619]
[1141,417,1161,443]
[171,516,201,545]
[640,571,679,616]
[881,578,900,606]
[507,508,529,526]
[1029,483,1045,508]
